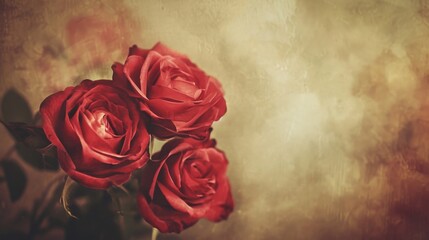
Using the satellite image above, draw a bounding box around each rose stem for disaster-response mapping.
[150,135,154,156]
[151,227,159,240]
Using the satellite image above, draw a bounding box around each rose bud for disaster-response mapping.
[112,42,226,140]
[40,80,150,189]
[137,138,233,233]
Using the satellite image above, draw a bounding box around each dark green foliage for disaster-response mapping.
[1,89,33,124]
[1,160,27,202]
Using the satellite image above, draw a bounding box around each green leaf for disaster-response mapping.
[1,89,33,123]
[1,159,27,202]
[1,121,50,149]
[0,231,27,240]
[42,153,60,171]
[16,143,59,171]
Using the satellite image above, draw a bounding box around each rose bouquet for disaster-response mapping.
[1,43,233,237]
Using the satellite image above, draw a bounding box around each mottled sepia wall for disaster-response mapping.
[2,0,429,239]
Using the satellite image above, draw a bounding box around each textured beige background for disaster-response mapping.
[2,0,429,239]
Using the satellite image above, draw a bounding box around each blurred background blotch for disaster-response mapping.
[2,0,429,239]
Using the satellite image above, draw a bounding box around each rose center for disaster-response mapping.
[170,77,202,100]
[184,159,213,179]
[92,111,119,138]
[159,58,202,100]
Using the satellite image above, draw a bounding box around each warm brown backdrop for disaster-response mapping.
[2,0,429,239]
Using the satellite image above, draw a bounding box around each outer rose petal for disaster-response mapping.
[204,180,234,221]
[40,86,77,162]
[137,194,199,233]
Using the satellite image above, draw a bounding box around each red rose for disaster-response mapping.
[40,80,150,189]
[112,42,227,140]
[137,138,233,233]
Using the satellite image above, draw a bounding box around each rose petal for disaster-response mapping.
[137,193,199,233]
[123,56,147,98]
[204,179,234,222]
